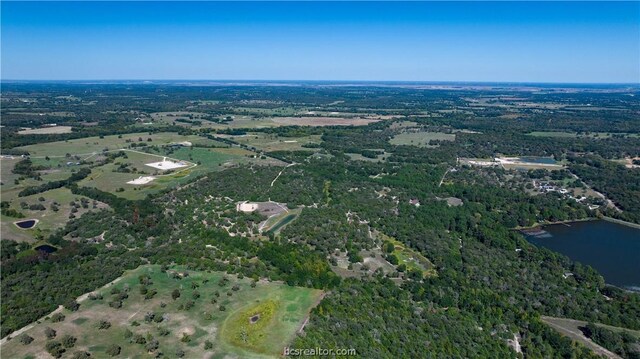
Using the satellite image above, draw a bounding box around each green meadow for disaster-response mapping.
[1,265,323,359]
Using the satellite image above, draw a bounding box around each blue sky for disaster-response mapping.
[1,1,639,83]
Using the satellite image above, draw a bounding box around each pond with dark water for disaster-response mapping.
[34,244,57,253]
[14,219,37,229]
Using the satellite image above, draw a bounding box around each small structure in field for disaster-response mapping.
[145,157,188,170]
[127,176,156,185]
[237,201,259,213]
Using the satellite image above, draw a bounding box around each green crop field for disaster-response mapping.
[0,265,323,359]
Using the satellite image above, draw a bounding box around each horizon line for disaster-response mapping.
[2,79,639,86]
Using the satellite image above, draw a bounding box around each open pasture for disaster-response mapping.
[16,132,222,158]
[77,146,272,200]
[346,152,388,162]
[17,126,73,135]
[0,157,32,200]
[149,111,286,129]
[0,187,108,243]
[0,265,323,359]
[78,156,194,200]
[166,146,283,174]
[272,116,381,127]
[229,133,322,152]
[390,131,455,147]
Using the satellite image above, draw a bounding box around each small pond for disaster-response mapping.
[34,244,58,253]
[14,219,37,229]
[517,156,557,164]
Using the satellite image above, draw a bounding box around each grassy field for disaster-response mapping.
[389,131,456,147]
[379,233,436,277]
[1,157,94,202]
[272,116,380,127]
[0,187,108,243]
[0,157,33,201]
[16,132,222,157]
[146,112,285,130]
[76,146,265,200]
[77,151,195,200]
[17,126,73,135]
[0,265,323,359]
[229,133,322,152]
[346,152,388,162]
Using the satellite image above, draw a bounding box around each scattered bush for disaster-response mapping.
[18,334,33,345]
[51,313,65,323]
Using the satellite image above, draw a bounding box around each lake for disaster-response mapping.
[525,220,640,291]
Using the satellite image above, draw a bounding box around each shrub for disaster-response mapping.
[65,300,80,312]
[106,344,121,356]
[45,340,65,358]
[133,333,146,345]
[71,350,91,359]
[44,326,57,339]
[61,334,77,348]
[18,334,33,345]
[51,313,66,323]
